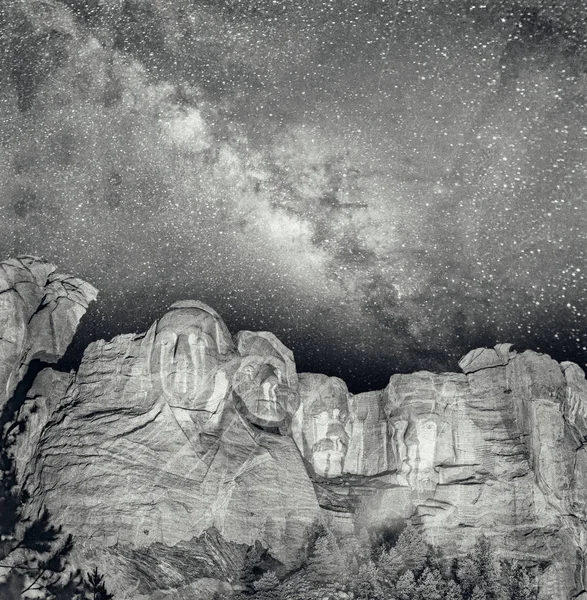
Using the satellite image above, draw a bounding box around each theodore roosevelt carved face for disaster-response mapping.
[296,376,350,478]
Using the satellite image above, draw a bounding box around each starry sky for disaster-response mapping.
[0,0,586,392]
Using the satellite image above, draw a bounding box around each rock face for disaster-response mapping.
[4,268,587,599]
[14,300,321,598]
[0,256,97,412]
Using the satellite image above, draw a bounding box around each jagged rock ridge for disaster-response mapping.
[0,256,97,412]
[2,258,587,599]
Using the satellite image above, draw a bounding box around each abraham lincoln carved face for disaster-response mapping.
[151,301,235,411]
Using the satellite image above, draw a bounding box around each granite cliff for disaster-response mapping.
[0,256,97,413]
[2,258,587,599]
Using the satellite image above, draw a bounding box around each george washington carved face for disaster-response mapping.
[151,301,235,411]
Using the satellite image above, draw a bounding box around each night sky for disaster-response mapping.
[0,0,586,392]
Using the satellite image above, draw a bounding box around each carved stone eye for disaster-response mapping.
[242,365,256,380]
[159,333,176,347]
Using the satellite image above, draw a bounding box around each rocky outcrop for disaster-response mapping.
[0,256,97,412]
[300,348,587,599]
[13,300,321,598]
[4,272,587,599]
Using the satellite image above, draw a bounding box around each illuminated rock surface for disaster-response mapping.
[3,260,587,599]
[0,256,97,412]
[13,299,321,598]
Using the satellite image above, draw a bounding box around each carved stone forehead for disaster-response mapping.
[300,374,349,413]
[154,301,234,352]
[156,309,215,333]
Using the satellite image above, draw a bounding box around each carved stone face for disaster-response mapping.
[233,331,299,428]
[387,414,442,490]
[310,406,349,478]
[295,375,350,478]
[383,373,462,489]
[151,302,235,411]
[233,356,288,426]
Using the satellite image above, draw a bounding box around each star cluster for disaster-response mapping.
[0,0,586,391]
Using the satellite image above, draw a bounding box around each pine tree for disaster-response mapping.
[342,528,371,574]
[352,561,381,600]
[471,584,488,600]
[305,519,328,558]
[394,569,417,600]
[0,505,80,597]
[377,546,405,590]
[514,568,537,600]
[84,566,114,600]
[306,531,346,587]
[456,554,478,597]
[253,570,280,600]
[416,566,444,600]
[240,540,277,591]
[444,579,463,600]
[472,536,500,599]
[504,562,537,600]
[395,522,428,575]
[254,570,279,591]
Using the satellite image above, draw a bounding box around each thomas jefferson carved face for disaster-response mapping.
[151,302,235,411]
[232,331,299,428]
[233,356,289,426]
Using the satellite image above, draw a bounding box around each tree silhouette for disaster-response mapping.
[470,584,488,600]
[444,579,463,600]
[85,566,114,600]
[377,546,405,590]
[351,561,381,600]
[0,363,82,598]
[306,531,346,586]
[253,570,280,600]
[240,540,281,592]
[395,569,417,600]
[395,522,429,576]
[416,566,444,600]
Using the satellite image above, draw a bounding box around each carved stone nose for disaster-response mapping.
[330,436,343,452]
[173,334,190,360]
[164,335,197,397]
[262,379,278,403]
